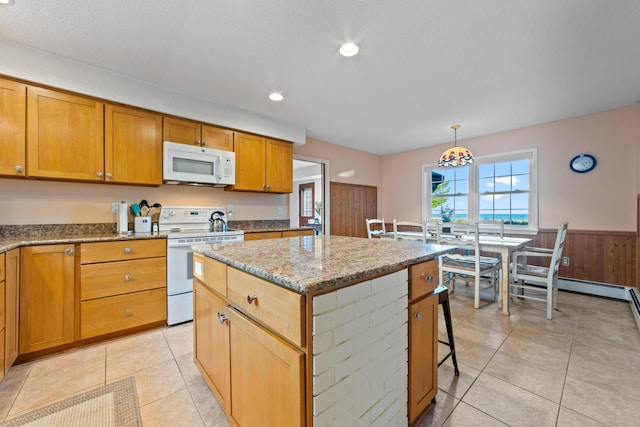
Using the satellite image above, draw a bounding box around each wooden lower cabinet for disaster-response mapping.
[227,306,304,427]
[194,280,230,411]
[244,229,314,241]
[79,240,167,339]
[19,245,75,355]
[4,249,19,373]
[408,291,438,423]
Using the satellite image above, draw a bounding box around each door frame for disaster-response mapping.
[292,155,331,235]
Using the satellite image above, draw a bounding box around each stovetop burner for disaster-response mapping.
[158,206,243,238]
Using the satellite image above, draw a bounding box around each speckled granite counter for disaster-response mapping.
[0,229,166,254]
[193,234,454,293]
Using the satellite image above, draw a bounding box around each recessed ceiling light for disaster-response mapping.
[0,0,15,5]
[339,42,359,57]
[269,92,284,101]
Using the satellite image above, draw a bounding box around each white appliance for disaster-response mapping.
[160,206,244,325]
[163,141,235,186]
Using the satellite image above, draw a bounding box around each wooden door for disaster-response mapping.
[105,104,162,185]
[202,125,234,151]
[4,249,19,372]
[27,87,104,181]
[20,245,75,354]
[194,280,230,412]
[0,78,26,177]
[408,292,438,423]
[265,138,293,193]
[230,132,265,191]
[299,182,315,227]
[330,182,378,237]
[227,307,304,427]
[163,116,201,146]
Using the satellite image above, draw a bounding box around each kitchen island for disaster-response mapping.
[192,235,455,427]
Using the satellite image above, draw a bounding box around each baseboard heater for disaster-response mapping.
[558,278,631,300]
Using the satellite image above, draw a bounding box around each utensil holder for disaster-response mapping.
[134,217,152,234]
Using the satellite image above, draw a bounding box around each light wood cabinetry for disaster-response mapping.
[0,252,5,381]
[26,86,104,181]
[163,117,234,151]
[79,240,166,339]
[408,260,438,424]
[105,104,163,185]
[4,249,19,374]
[229,132,293,193]
[19,245,75,355]
[244,229,314,241]
[194,257,305,427]
[0,78,26,177]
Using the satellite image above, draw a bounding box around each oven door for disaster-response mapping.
[167,243,194,295]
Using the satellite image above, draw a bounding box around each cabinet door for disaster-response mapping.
[27,87,104,181]
[408,292,438,423]
[202,125,234,151]
[194,280,230,412]
[0,78,26,177]
[19,245,75,355]
[5,249,19,372]
[265,138,293,193]
[105,104,162,185]
[163,117,201,146]
[230,132,265,191]
[243,231,282,241]
[227,307,304,427]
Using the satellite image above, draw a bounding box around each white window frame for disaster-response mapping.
[422,148,538,234]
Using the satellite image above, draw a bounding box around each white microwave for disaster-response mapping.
[163,141,235,186]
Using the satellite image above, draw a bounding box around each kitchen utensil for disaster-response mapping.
[139,199,150,208]
[141,206,150,217]
[130,203,141,217]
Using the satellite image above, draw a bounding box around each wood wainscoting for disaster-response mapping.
[527,228,636,288]
[330,182,377,238]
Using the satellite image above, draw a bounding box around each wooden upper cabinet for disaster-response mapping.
[229,132,293,193]
[105,104,162,185]
[27,86,104,181]
[163,117,234,151]
[0,78,26,177]
[265,138,293,193]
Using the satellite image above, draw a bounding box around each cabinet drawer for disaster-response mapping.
[80,288,166,339]
[227,268,304,347]
[282,229,313,238]
[243,232,282,241]
[80,239,166,264]
[409,260,438,300]
[81,257,166,300]
[193,253,227,296]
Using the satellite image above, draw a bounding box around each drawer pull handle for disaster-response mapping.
[421,273,433,282]
[247,294,258,304]
[124,247,132,254]
[64,248,74,256]
[124,274,131,281]
[125,309,132,316]
[218,312,229,325]
[413,312,423,321]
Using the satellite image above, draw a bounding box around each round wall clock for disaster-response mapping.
[569,154,596,173]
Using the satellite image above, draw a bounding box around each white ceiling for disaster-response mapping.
[1,0,639,156]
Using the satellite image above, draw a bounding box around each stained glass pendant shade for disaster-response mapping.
[438,124,474,167]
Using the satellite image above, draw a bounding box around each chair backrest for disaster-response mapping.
[477,219,504,237]
[392,220,426,243]
[438,222,483,272]
[366,218,386,239]
[548,221,569,280]
[423,219,441,242]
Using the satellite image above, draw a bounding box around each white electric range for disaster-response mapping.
[159,206,244,325]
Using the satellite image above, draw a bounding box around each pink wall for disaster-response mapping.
[383,104,640,231]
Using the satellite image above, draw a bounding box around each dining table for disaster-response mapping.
[391,231,531,315]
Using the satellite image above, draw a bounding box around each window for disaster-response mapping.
[423,149,537,233]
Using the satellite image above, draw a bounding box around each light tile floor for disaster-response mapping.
[0,286,639,426]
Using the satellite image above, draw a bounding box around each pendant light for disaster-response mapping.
[438,124,474,167]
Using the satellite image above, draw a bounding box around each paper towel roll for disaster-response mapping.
[118,201,128,234]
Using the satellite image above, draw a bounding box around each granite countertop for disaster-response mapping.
[193,235,455,293]
[241,226,316,233]
[0,231,166,254]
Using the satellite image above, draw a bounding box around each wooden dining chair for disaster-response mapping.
[365,218,387,239]
[437,222,502,309]
[510,221,569,319]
